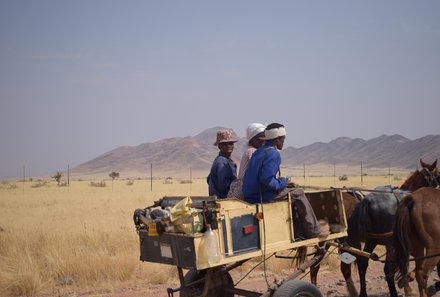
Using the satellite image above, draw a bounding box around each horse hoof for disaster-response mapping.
[397,277,408,289]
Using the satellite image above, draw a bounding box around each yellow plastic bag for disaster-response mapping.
[169,197,203,235]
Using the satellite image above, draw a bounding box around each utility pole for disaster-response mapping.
[190,166,192,193]
[67,164,70,192]
[22,165,25,195]
[388,165,391,185]
[303,163,306,187]
[361,161,363,186]
[150,163,153,192]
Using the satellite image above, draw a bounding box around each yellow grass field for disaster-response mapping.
[0,173,410,297]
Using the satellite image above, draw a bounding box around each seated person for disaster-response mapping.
[228,123,266,199]
[208,129,238,198]
[242,123,321,239]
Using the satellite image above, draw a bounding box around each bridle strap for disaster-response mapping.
[420,167,440,188]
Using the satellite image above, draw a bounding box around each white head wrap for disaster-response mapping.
[246,123,266,141]
[262,127,287,140]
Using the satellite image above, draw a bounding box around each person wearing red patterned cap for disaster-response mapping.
[207,129,238,198]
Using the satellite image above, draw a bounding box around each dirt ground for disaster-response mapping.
[62,258,439,297]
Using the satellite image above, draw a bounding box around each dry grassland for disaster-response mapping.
[0,173,409,296]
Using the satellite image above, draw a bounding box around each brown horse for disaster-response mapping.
[310,159,439,297]
[400,159,440,191]
[346,159,440,297]
[394,163,440,297]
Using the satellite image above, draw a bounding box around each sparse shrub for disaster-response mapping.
[338,174,348,181]
[52,171,63,186]
[89,181,106,187]
[179,180,192,184]
[126,180,134,186]
[0,180,11,189]
[393,176,402,181]
[163,177,173,184]
[31,181,49,188]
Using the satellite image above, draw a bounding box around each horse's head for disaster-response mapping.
[420,158,440,188]
[400,159,440,191]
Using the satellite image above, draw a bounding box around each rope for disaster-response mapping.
[256,146,273,289]
[411,252,440,261]
[233,253,275,286]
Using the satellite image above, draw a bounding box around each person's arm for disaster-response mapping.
[216,158,236,197]
[259,151,287,191]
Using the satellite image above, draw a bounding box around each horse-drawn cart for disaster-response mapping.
[133,190,350,297]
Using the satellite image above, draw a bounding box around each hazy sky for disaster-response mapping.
[1,1,439,179]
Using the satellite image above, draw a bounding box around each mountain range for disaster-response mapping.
[71,127,440,179]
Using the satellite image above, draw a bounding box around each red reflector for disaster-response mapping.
[243,225,253,235]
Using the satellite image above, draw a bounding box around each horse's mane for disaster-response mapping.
[400,170,419,190]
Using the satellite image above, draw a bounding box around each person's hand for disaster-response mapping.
[286,177,297,188]
[287,182,296,188]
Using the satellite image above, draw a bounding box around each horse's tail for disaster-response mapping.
[394,195,414,288]
[294,246,308,268]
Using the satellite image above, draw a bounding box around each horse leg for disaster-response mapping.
[309,243,327,286]
[310,263,319,286]
[423,256,440,297]
[384,244,398,297]
[437,261,440,279]
[436,261,440,292]
[403,268,416,297]
[358,240,376,297]
[339,244,359,297]
[415,256,439,297]
[341,261,358,297]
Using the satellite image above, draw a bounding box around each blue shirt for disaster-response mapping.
[208,153,237,198]
[242,141,288,203]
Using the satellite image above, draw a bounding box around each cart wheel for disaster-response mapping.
[180,268,234,297]
[180,269,205,297]
[273,280,323,297]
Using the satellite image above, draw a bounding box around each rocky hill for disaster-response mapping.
[70,128,440,179]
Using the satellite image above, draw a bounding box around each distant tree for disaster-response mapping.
[338,174,348,181]
[52,171,63,186]
[109,171,119,191]
[109,171,119,180]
